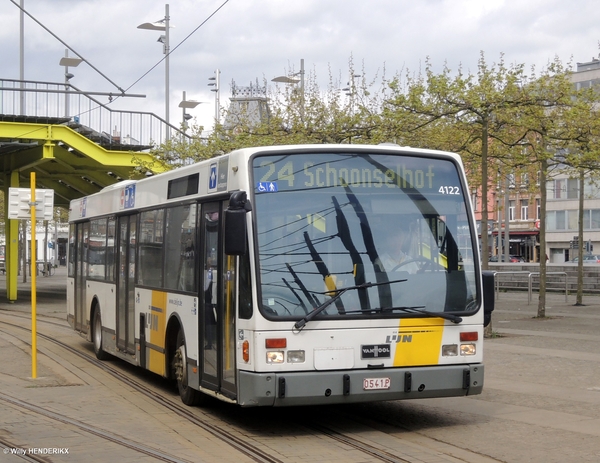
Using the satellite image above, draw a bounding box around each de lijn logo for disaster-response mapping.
[361,344,391,359]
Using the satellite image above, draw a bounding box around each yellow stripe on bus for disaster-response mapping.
[148,290,167,376]
[393,318,444,367]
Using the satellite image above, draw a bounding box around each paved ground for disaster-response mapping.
[0,265,69,318]
[1,268,600,462]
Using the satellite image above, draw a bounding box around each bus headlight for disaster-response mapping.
[460,343,476,356]
[287,350,305,363]
[442,344,458,356]
[266,351,284,364]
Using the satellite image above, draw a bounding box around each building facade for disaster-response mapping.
[474,58,600,264]
[473,174,541,263]
[545,173,600,262]
[544,58,600,263]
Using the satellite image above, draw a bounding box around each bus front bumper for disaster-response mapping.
[237,363,484,407]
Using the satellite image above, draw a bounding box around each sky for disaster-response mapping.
[1,0,600,133]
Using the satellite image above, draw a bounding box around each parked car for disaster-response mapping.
[570,254,600,263]
[489,255,524,263]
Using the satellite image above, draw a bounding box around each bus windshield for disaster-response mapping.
[252,151,479,321]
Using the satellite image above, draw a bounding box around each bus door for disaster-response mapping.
[117,214,137,354]
[74,222,89,332]
[200,202,237,399]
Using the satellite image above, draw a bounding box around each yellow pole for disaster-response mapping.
[31,172,37,379]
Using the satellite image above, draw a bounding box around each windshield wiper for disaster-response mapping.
[382,306,463,324]
[293,278,407,332]
[340,305,463,324]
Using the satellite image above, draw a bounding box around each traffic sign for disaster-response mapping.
[7,188,54,220]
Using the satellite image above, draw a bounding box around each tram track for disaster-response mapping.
[0,311,495,463]
[0,437,50,463]
[0,315,286,463]
[0,393,191,463]
[301,422,412,463]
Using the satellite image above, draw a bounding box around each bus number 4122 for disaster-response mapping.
[439,186,460,195]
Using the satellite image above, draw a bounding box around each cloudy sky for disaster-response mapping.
[1,0,599,131]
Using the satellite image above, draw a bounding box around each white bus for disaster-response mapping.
[67,144,494,407]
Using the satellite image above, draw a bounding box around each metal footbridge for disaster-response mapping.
[1,78,181,300]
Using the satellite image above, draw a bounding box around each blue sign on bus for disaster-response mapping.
[209,163,218,190]
[256,182,278,193]
[124,184,135,209]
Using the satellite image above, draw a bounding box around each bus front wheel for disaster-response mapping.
[173,329,201,406]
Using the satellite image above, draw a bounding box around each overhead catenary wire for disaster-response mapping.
[10,0,230,102]
[7,0,231,138]
[9,0,126,95]
[123,0,231,94]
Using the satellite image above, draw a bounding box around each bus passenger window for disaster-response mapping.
[165,204,197,292]
[89,218,107,280]
[138,209,164,287]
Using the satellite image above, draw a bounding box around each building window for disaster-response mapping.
[521,199,529,220]
[547,211,555,231]
[568,210,578,230]
[567,179,579,199]
[509,200,515,221]
[556,210,566,229]
[584,180,600,199]
[592,210,600,229]
[549,178,579,199]
[508,173,516,189]
[554,179,566,199]
[548,210,567,230]
[536,198,540,219]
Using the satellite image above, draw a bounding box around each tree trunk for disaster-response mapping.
[481,117,489,271]
[504,176,510,262]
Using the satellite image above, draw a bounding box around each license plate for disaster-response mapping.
[363,377,391,390]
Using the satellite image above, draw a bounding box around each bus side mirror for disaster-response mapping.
[482,271,495,327]
[225,191,252,256]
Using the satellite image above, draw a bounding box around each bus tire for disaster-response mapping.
[92,308,110,360]
[173,329,201,406]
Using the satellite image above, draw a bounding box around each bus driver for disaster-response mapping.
[376,223,419,274]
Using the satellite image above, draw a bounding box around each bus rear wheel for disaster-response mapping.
[173,329,201,406]
[92,308,110,360]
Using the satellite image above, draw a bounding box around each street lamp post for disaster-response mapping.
[342,73,361,114]
[208,69,220,125]
[272,59,304,119]
[19,0,25,115]
[59,50,82,118]
[179,91,201,137]
[138,4,171,141]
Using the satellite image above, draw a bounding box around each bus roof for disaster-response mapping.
[68,144,464,222]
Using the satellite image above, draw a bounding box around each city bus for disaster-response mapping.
[67,144,494,407]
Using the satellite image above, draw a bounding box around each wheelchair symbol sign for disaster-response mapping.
[257,182,278,193]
